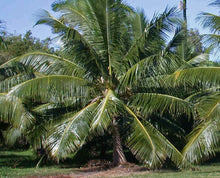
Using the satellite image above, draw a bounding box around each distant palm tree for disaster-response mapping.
[0,0,219,168]
[0,21,6,49]
[198,0,220,52]
[180,0,220,164]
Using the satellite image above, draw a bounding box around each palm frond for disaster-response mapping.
[0,72,35,93]
[35,8,106,78]
[209,0,220,7]
[182,120,219,164]
[46,101,98,160]
[166,67,220,89]
[119,53,183,90]
[91,89,124,134]
[0,93,34,145]
[0,52,85,77]
[130,93,193,118]
[8,75,90,103]
[182,93,220,164]
[177,54,209,70]
[125,106,185,168]
[198,13,220,34]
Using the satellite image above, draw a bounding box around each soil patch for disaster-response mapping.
[27,160,149,178]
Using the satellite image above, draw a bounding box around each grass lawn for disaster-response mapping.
[0,149,78,177]
[0,149,219,177]
[124,164,220,178]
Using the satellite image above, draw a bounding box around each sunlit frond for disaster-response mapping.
[130,93,193,118]
[166,67,220,89]
[182,93,220,164]
[0,93,34,145]
[177,54,209,70]
[0,73,35,93]
[0,52,84,77]
[91,89,124,134]
[8,75,90,103]
[47,101,98,160]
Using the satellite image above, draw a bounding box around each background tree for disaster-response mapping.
[0,21,7,50]
[0,30,55,64]
[198,0,220,58]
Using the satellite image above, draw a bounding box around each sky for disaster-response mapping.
[0,0,219,58]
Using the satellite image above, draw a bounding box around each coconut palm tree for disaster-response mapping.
[0,0,219,168]
[0,21,6,49]
[198,0,220,52]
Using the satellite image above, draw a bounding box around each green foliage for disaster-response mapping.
[0,30,55,64]
[197,0,220,56]
[0,0,219,169]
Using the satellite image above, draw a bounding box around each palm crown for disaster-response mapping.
[0,0,219,169]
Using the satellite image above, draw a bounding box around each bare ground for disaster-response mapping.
[27,160,150,178]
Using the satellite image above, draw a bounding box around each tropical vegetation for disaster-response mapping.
[0,0,219,170]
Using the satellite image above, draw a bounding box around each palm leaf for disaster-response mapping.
[0,72,36,93]
[8,75,90,103]
[91,89,124,134]
[0,94,34,145]
[198,13,220,34]
[182,93,220,164]
[177,54,209,70]
[130,93,193,118]
[0,52,84,77]
[125,106,185,168]
[166,67,220,89]
[46,101,98,160]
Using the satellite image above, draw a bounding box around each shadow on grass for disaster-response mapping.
[0,151,37,168]
[0,149,82,169]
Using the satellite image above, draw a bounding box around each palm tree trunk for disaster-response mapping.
[183,0,187,23]
[112,119,127,166]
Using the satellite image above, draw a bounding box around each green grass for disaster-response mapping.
[0,149,219,177]
[121,160,220,178]
[124,164,220,178]
[0,149,78,177]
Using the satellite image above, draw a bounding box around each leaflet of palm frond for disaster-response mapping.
[181,94,220,164]
[202,34,220,50]
[0,52,85,77]
[130,93,192,118]
[209,0,220,7]
[198,13,220,34]
[91,89,126,135]
[0,94,34,134]
[125,106,186,168]
[166,67,220,89]
[7,75,90,103]
[177,54,209,70]
[119,52,183,91]
[46,101,98,161]
[0,72,36,93]
[35,9,107,78]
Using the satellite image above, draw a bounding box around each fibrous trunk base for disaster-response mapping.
[112,120,127,166]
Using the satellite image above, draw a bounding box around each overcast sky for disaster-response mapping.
[0,0,219,40]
